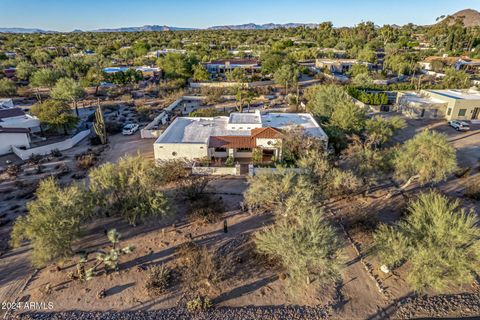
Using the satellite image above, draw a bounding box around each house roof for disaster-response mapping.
[0,127,29,134]
[0,108,25,119]
[206,59,259,66]
[208,136,255,149]
[251,127,283,139]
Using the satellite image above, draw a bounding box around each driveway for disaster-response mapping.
[101,132,155,164]
[390,115,480,168]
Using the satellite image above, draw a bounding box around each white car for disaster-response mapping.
[448,120,470,131]
[122,123,139,135]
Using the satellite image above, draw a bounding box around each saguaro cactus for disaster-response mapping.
[93,100,107,144]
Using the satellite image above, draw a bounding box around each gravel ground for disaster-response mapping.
[392,291,480,319]
[15,306,330,320]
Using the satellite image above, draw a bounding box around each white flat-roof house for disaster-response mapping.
[0,127,30,155]
[0,108,41,133]
[205,59,261,75]
[315,59,373,74]
[397,89,480,121]
[154,111,328,163]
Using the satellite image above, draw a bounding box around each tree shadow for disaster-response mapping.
[213,275,278,304]
[105,282,135,296]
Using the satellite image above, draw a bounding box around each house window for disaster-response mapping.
[172,152,177,156]
[236,148,252,152]
[215,147,227,152]
[458,109,467,117]
[447,108,452,116]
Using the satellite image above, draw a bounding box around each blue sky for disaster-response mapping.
[0,0,478,31]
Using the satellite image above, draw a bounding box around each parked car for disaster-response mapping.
[448,120,470,131]
[122,123,139,135]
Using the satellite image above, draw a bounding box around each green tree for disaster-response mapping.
[305,84,350,121]
[357,47,376,63]
[157,53,194,80]
[10,178,90,267]
[255,205,342,289]
[226,67,247,82]
[30,68,61,88]
[15,61,36,81]
[274,63,300,95]
[392,130,457,192]
[244,168,319,215]
[329,100,366,134]
[364,115,406,146]
[31,49,51,65]
[443,67,471,88]
[30,100,79,134]
[192,64,210,82]
[0,78,16,97]
[50,77,86,116]
[85,65,106,95]
[348,63,369,77]
[88,155,170,226]
[374,191,480,292]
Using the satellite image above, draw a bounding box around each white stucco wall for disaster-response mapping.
[255,138,281,149]
[154,143,208,161]
[0,132,30,155]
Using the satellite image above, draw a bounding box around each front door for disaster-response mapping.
[472,107,480,119]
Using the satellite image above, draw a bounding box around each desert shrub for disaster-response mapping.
[187,194,224,224]
[224,156,235,167]
[49,149,62,158]
[244,168,318,215]
[10,177,91,267]
[105,121,123,134]
[374,191,480,292]
[27,153,43,165]
[254,206,342,290]
[177,242,231,292]
[157,159,189,183]
[145,265,172,296]
[177,176,208,200]
[89,155,169,225]
[186,296,213,313]
[392,130,457,190]
[6,164,21,177]
[75,152,97,170]
[465,175,480,200]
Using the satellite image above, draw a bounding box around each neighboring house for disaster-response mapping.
[0,127,30,155]
[205,59,261,75]
[4,51,16,59]
[315,59,373,74]
[419,56,480,73]
[0,108,41,133]
[147,49,187,58]
[154,110,328,162]
[103,66,160,77]
[0,98,14,110]
[397,89,480,120]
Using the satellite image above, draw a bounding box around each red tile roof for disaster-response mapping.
[209,136,255,149]
[251,127,283,139]
[0,108,25,119]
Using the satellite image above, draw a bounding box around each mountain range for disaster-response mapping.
[0,9,479,34]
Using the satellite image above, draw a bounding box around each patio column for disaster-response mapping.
[228,148,234,158]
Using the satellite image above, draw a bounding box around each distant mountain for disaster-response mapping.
[0,27,57,34]
[90,25,193,32]
[437,9,480,27]
[208,23,319,30]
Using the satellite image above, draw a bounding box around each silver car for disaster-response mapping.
[448,120,470,131]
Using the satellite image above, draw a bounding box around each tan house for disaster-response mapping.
[397,89,480,121]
